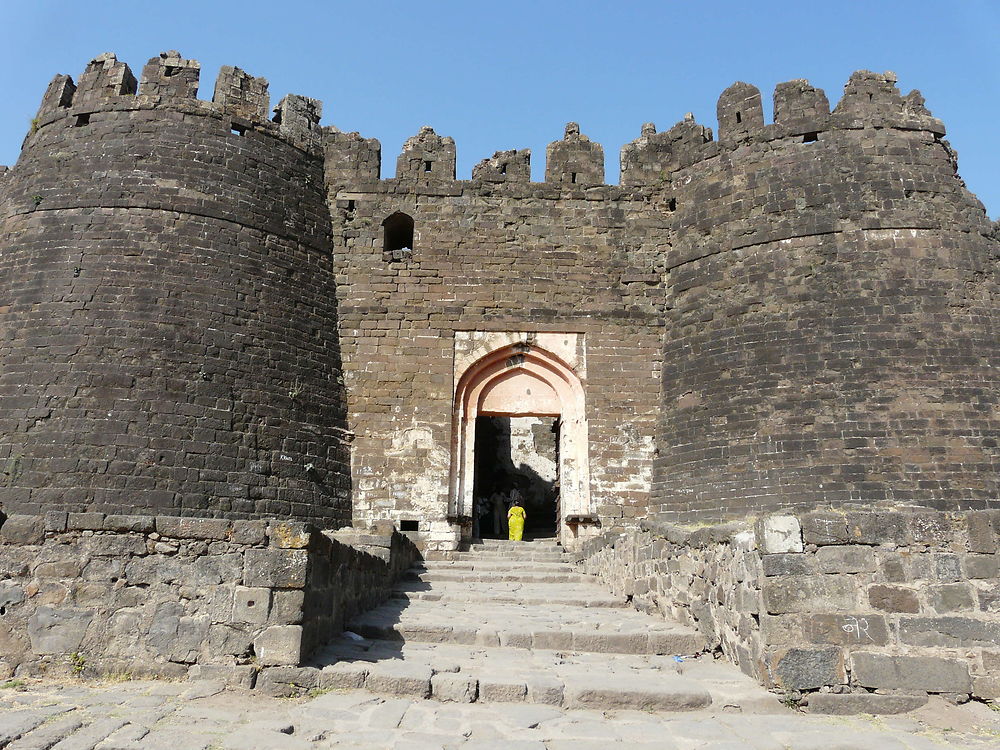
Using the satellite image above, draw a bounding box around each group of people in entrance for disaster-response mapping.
[474,488,527,541]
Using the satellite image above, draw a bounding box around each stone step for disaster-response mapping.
[391,588,626,608]
[414,560,577,573]
[467,542,561,552]
[392,578,626,607]
[304,639,768,712]
[456,552,568,562]
[424,550,569,562]
[402,569,595,584]
[346,613,705,656]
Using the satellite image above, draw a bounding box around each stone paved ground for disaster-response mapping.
[2,678,1000,749]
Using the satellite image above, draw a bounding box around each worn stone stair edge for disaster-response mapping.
[345,621,707,654]
[402,570,595,583]
[249,662,713,712]
[390,591,627,608]
[415,561,577,570]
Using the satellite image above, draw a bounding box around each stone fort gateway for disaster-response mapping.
[0,51,998,713]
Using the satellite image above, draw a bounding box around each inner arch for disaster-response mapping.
[450,342,591,546]
[479,369,561,416]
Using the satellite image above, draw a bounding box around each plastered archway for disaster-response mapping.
[450,342,590,545]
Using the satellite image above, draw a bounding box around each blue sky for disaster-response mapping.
[1,1,997,217]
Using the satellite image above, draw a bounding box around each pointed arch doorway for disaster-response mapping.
[450,338,590,546]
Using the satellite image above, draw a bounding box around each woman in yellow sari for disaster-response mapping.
[507,501,526,541]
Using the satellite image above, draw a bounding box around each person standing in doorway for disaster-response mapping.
[473,496,486,539]
[507,500,527,542]
[490,490,507,538]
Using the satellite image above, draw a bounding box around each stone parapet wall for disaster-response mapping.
[579,508,1000,709]
[0,512,418,681]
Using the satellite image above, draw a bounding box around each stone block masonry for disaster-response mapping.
[0,53,350,525]
[580,507,1000,709]
[329,128,668,548]
[0,51,998,711]
[0,52,998,550]
[0,510,418,681]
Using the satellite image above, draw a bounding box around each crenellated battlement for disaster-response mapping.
[396,126,457,181]
[331,70,950,191]
[139,50,200,100]
[544,122,604,186]
[773,79,829,135]
[620,116,713,187]
[22,55,957,192]
[471,149,531,184]
[27,52,324,155]
[618,70,948,187]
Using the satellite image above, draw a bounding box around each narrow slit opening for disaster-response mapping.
[424,160,432,173]
[570,172,577,184]
[735,111,742,124]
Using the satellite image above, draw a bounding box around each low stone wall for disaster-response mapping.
[0,512,418,681]
[580,508,1000,712]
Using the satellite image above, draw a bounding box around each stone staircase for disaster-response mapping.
[311,539,783,713]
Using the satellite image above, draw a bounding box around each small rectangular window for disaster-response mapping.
[400,520,419,531]
[231,123,246,136]
[424,160,432,173]
[570,172,577,184]
[803,132,819,143]
[74,114,90,127]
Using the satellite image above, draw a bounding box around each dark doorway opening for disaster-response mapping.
[472,415,559,539]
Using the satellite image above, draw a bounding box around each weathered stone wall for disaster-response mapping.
[580,508,1000,711]
[2,55,998,547]
[0,510,418,682]
[648,72,1000,520]
[327,127,668,546]
[0,53,350,524]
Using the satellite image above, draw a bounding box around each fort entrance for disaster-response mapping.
[450,335,590,546]
[472,415,560,539]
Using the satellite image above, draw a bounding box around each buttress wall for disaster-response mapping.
[0,53,351,524]
[648,73,1000,520]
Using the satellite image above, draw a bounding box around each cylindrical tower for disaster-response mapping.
[645,72,1000,519]
[0,52,350,524]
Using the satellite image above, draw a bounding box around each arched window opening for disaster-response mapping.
[382,212,414,261]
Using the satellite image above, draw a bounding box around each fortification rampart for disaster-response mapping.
[645,71,999,520]
[322,70,998,536]
[0,52,350,524]
[0,54,996,542]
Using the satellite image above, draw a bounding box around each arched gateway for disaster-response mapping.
[450,341,590,546]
